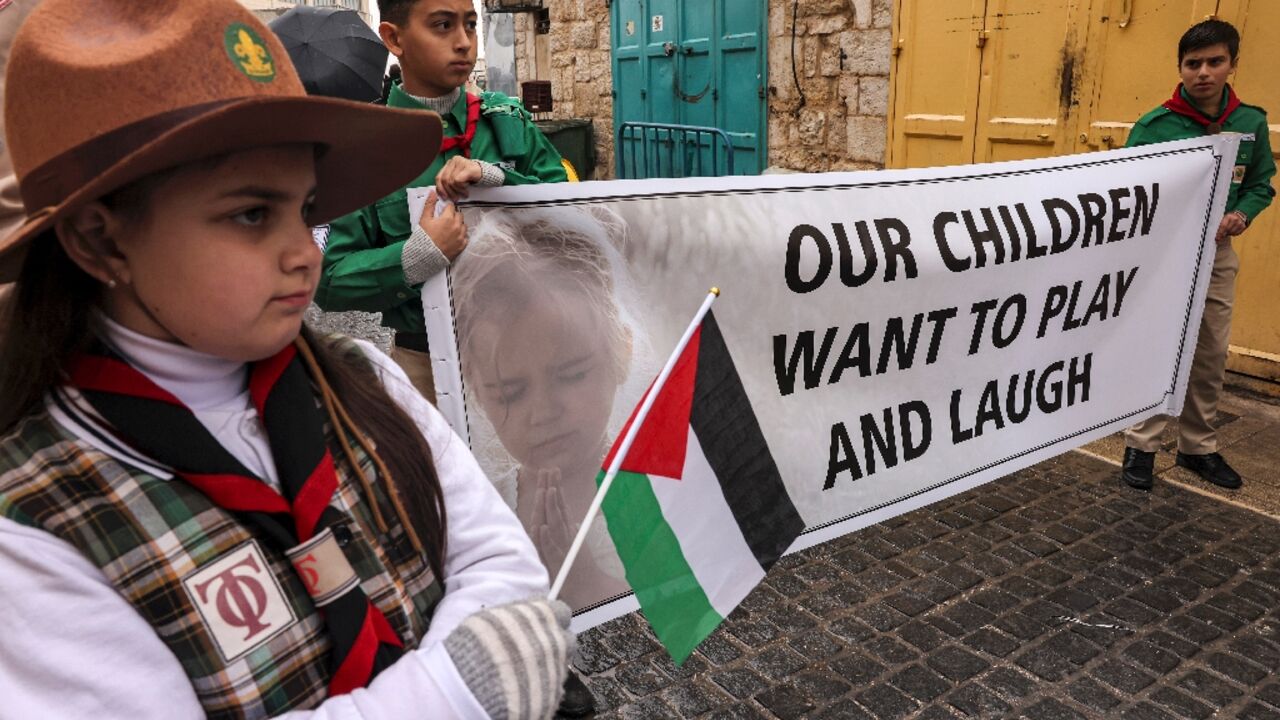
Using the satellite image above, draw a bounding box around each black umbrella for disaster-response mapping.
[269,6,388,103]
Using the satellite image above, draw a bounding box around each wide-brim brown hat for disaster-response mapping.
[0,0,443,283]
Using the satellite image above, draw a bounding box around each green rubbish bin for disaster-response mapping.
[534,118,595,180]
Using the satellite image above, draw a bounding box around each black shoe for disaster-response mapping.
[1176,451,1242,489]
[1121,447,1155,490]
[558,670,596,718]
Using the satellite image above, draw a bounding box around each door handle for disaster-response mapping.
[663,41,677,57]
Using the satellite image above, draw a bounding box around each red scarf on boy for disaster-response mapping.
[1162,83,1242,134]
[439,93,482,157]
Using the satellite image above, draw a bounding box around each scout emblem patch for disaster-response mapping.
[1234,165,1247,184]
[224,23,276,82]
[184,541,297,662]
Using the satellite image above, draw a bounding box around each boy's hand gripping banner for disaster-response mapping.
[417,136,1239,631]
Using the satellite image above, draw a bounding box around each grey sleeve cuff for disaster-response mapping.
[475,160,507,188]
[443,599,573,720]
[401,224,451,286]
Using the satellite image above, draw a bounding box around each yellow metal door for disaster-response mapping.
[885,0,986,168]
[972,0,1089,162]
[889,0,1280,383]
[1221,0,1280,380]
[1072,0,1219,151]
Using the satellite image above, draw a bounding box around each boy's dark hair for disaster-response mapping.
[1178,19,1240,63]
[378,0,417,26]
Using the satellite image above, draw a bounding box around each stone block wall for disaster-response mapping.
[514,2,615,179]
[767,0,892,172]
[507,0,892,178]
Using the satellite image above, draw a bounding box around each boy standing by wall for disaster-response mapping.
[1121,19,1275,491]
[315,0,567,403]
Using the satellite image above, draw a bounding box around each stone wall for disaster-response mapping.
[514,2,614,180]
[767,0,892,172]
[506,0,892,177]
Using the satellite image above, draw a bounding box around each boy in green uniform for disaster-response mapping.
[318,1,590,714]
[1121,19,1275,491]
[315,0,567,403]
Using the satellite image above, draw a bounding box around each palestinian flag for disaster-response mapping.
[599,310,805,663]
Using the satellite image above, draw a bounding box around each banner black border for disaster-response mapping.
[456,144,1225,612]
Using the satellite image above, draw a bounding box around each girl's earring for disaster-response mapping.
[106,278,118,289]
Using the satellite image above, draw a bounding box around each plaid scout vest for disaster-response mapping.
[0,399,444,718]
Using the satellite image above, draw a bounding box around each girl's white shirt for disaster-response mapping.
[0,319,549,719]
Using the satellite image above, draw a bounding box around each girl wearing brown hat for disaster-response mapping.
[0,1,572,718]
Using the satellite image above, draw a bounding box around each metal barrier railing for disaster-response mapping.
[616,122,736,180]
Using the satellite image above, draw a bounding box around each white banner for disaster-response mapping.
[419,136,1238,630]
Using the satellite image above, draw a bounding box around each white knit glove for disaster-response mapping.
[444,599,575,720]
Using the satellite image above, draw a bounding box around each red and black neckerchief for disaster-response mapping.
[439,92,481,158]
[1163,83,1242,134]
[69,340,403,696]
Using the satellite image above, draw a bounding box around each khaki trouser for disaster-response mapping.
[1125,240,1239,454]
[390,344,437,405]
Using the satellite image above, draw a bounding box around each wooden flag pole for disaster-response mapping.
[549,288,721,602]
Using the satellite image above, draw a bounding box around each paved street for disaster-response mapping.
[312,306,1280,719]
[573,447,1280,719]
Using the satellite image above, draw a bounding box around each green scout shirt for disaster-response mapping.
[316,84,568,333]
[1126,86,1276,224]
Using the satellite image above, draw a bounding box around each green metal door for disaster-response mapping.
[611,0,766,177]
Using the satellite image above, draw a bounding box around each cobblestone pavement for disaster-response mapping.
[570,451,1280,719]
[309,308,1280,719]
[1082,378,1280,519]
